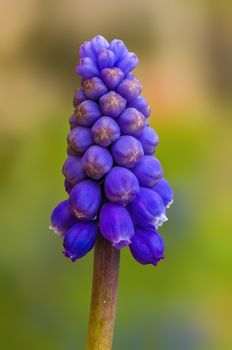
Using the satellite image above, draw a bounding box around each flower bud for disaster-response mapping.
[131,155,163,187]
[101,67,124,89]
[69,114,78,129]
[116,78,142,101]
[64,179,74,194]
[82,77,107,100]
[136,127,159,155]
[91,35,109,53]
[79,41,96,61]
[99,203,134,249]
[104,166,140,205]
[111,135,144,168]
[109,39,128,62]
[67,126,93,154]
[118,108,145,136]
[92,116,120,147]
[82,145,113,180]
[74,100,101,126]
[130,226,164,266]
[69,180,101,220]
[152,178,174,208]
[50,200,76,236]
[76,57,99,79]
[128,95,151,118]
[63,221,98,262]
[116,52,138,75]
[97,49,115,70]
[62,156,86,184]
[73,87,86,107]
[127,187,167,228]
[99,91,126,118]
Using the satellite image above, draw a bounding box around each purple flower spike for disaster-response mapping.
[92,116,120,147]
[79,41,96,61]
[91,35,109,53]
[63,222,98,262]
[82,145,113,180]
[104,166,140,205]
[118,108,145,136]
[76,57,99,79]
[152,178,174,208]
[130,226,164,266]
[111,135,144,168]
[69,180,101,220]
[99,91,126,118]
[82,77,107,100]
[50,200,76,236]
[67,126,93,154]
[74,100,101,127]
[97,49,115,70]
[128,95,151,118]
[117,78,142,102]
[101,67,124,89]
[131,155,163,187]
[62,156,86,184]
[73,87,86,107]
[116,52,138,75]
[99,203,134,249]
[136,127,159,155]
[127,187,167,228]
[109,39,128,62]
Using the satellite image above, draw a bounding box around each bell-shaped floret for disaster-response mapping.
[128,95,151,118]
[67,126,93,154]
[91,35,109,53]
[69,180,101,220]
[116,52,138,75]
[99,203,134,249]
[152,178,174,208]
[116,78,142,101]
[99,91,126,118]
[76,57,99,79]
[130,226,164,266]
[111,135,144,168]
[118,108,145,136]
[82,77,107,100]
[82,145,113,180]
[74,100,101,127]
[97,49,115,70]
[131,155,163,187]
[101,67,124,89]
[109,39,128,62]
[92,116,120,147]
[62,156,86,184]
[79,41,96,61]
[63,221,98,262]
[104,166,140,205]
[50,200,76,236]
[136,127,159,155]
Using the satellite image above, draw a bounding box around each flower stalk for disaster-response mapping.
[86,235,120,350]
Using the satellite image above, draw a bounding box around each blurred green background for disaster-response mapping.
[1,0,232,349]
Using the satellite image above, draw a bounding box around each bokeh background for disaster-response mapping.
[1,0,232,349]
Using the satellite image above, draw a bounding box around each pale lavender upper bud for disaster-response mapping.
[111,135,144,168]
[67,126,93,154]
[116,52,139,75]
[82,145,113,180]
[92,116,120,147]
[131,155,164,187]
[74,100,101,126]
[99,203,134,249]
[73,88,86,107]
[116,78,142,101]
[62,155,86,184]
[91,35,109,53]
[117,108,146,136]
[100,67,124,89]
[97,49,115,70]
[79,41,96,61]
[99,91,126,118]
[76,57,99,79]
[109,39,128,62]
[82,77,107,100]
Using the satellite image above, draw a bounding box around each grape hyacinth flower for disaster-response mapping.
[49,35,173,350]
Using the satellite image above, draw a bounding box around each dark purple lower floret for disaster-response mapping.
[69,180,101,220]
[92,116,120,147]
[152,178,174,208]
[111,135,144,168]
[82,145,113,180]
[63,221,98,262]
[99,203,135,249]
[136,127,159,155]
[50,200,77,236]
[130,226,164,266]
[131,155,163,187]
[118,108,145,136]
[62,155,86,184]
[67,126,93,154]
[104,166,140,205]
[127,187,167,228]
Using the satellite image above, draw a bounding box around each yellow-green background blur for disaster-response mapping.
[1,1,231,349]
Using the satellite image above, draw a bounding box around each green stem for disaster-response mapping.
[86,235,120,350]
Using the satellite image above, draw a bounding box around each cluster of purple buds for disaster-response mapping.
[50,35,173,266]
